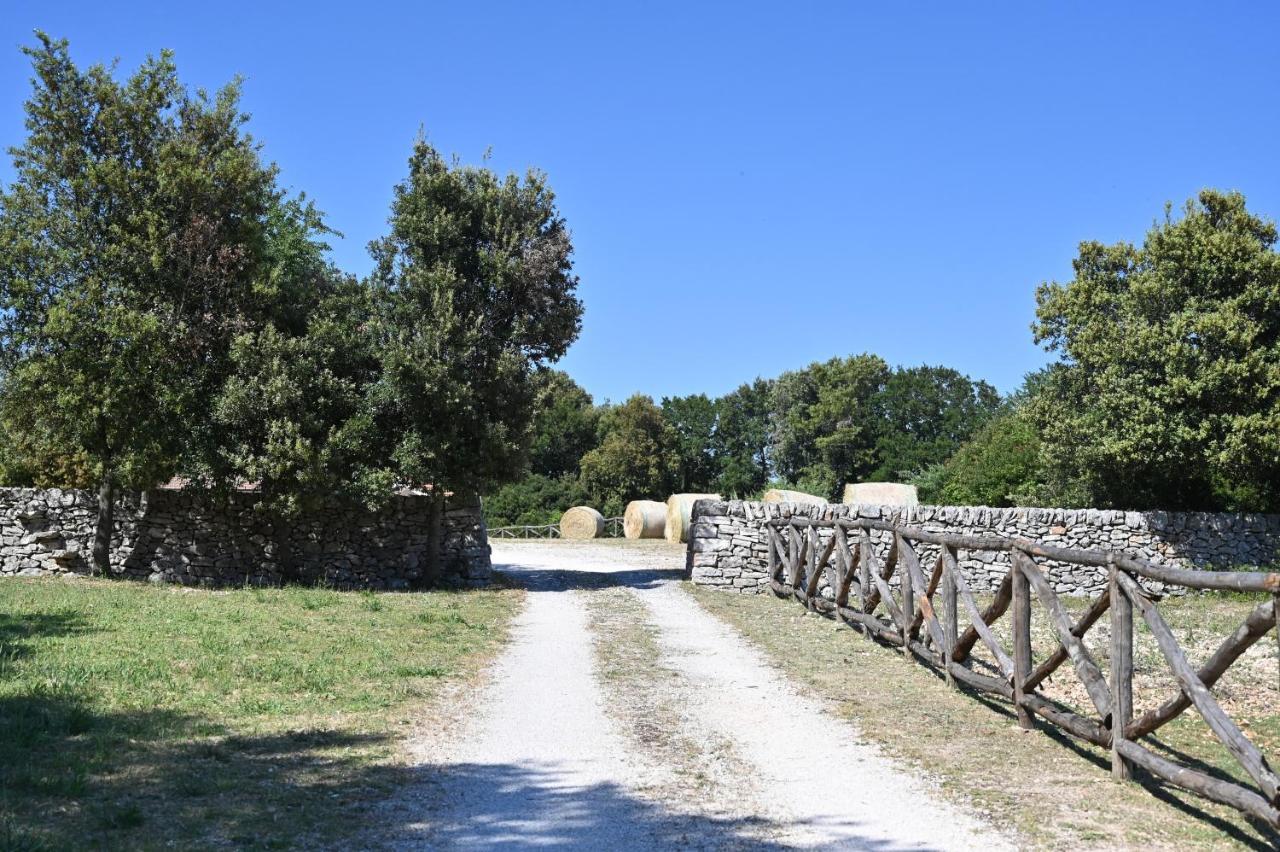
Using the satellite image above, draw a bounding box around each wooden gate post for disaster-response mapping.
[1110,558,1134,780]
[943,545,958,689]
[1011,550,1035,729]
[899,534,913,658]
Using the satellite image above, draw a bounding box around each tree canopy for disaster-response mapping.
[578,394,680,517]
[0,34,294,569]
[366,140,582,507]
[1031,190,1280,511]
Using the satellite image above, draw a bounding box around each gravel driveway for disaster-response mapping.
[380,541,1017,850]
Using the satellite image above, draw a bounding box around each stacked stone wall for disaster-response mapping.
[688,500,1280,598]
[0,487,491,589]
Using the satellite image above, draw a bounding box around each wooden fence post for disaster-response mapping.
[898,534,913,657]
[1011,549,1035,729]
[1111,559,1134,781]
[943,545,958,689]
[859,536,871,610]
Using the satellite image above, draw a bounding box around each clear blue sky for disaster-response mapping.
[4,3,1278,403]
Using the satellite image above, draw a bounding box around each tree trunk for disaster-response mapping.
[424,492,444,588]
[92,474,115,575]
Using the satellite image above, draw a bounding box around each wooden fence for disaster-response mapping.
[488,517,625,539]
[765,515,1280,827]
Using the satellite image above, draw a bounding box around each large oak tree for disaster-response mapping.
[0,35,288,571]
[1032,190,1280,511]
[367,140,582,580]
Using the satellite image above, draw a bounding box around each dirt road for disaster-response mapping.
[381,541,1017,850]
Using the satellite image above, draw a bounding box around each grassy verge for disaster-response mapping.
[0,576,520,851]
[690,584,1280,850]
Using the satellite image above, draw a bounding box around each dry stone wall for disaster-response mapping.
[687,500,1280,598]
[0,487,491,589]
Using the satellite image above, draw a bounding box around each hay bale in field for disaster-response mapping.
[623,500,666,539]
[762,488,828,506]
[665,493,721,543]
[842,482,918,506]
[559,506,605,539]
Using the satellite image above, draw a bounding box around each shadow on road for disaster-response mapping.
[390,760,930,851]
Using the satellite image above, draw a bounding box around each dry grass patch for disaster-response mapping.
[691,584,1280,851]
[584,586,749,802]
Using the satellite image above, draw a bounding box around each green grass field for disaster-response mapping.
[0,577,519,851]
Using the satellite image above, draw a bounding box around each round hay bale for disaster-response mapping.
[623,500,666,539]
[559,506,605,540]
[842,482,919,506]
[664,493,722,543]
[762,488,828,506]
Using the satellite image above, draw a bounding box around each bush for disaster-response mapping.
[482,474,589,528]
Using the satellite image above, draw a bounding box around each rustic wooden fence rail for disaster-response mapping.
[764,515,1280,827]
[488,517,625,539]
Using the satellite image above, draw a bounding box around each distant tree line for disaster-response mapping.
[483,360,1002,526]
[0,35,582,580]
[490,189,1280,524]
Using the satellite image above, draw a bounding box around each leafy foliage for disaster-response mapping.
[366,139,582,500]
[1031,190,1280,511]
[0,35,280,489]
[870,366,1001,481]
[661,393,719,492]
[528,370,598,479]
[483,473,589,528]
[712,379,774,497]
[211,273,385,519]
[924,408,1044,506]
[578,394,680,516]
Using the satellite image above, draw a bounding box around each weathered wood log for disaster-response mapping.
[858,534,872,613]
[951,565,1013,664]
[943,546,959,689]
[949,562,1015,678]
[806,529,837,604]
[899,535,916,655]
[945,660,1013,698]
[901,538,946,653]
[837,605,904,645]
[861,531,898,613]
[772,517,1280,595]
[835,519,1014,551]
[1110,562,1134,780]
[906,637,944,669]
[1024,588,1111,692]
[1115,570,1280,804]
[766,526,782,582]
[1115,739,1280,828]
[1019,693,1110,747]
[1015,550,1112,722]
[1011,557,1035,730]
[870,561,907,636]
[1114,554,1280,594]
[833,526,857,608]
[787,525,805,588]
